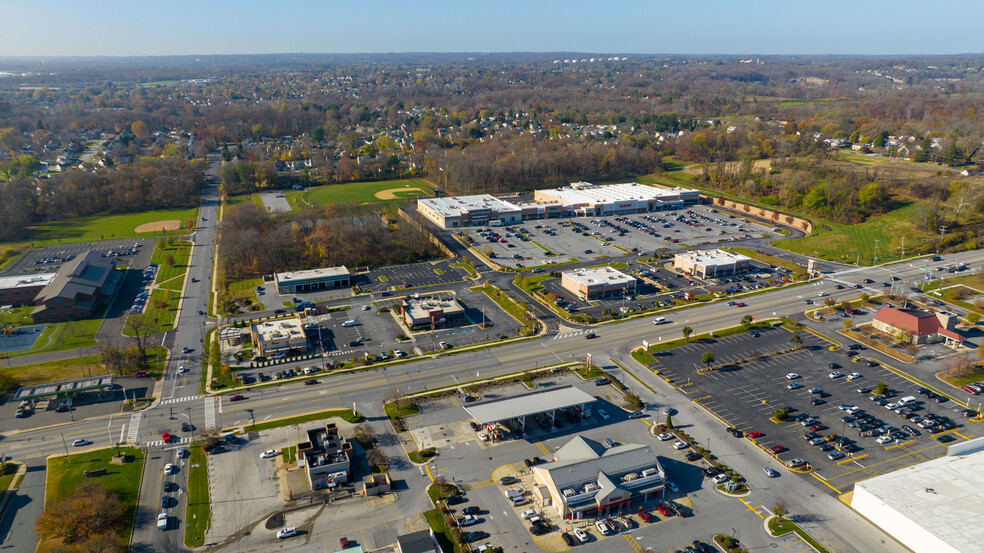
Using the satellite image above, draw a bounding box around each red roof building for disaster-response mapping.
[871,306,964,345]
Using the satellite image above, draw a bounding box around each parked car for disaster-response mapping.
[277,527,297,539]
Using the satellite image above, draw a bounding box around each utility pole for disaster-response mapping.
[873,239,879,264]
[901,236,905,259]
[60,433,71,464]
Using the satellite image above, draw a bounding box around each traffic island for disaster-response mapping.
[765,515,831,553]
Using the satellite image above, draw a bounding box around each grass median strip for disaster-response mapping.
[768,517,831,553]
[185,444,210,548]
[243,408,363,433]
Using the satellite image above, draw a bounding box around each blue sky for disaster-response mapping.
[2,0,983,57]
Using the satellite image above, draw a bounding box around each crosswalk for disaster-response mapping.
[160,395,203,405]
[553,330,588,340]
[204,397,218,430]
[126,413,141,443]
[146,436,192,448]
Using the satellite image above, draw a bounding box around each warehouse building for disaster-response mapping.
[274,266,350,294]
[534,182,698,216]
[0,273,56,307]
[417,195,522,229]
[673,249,752,279]
[250,316,307,356]
[401,294,467,330]
[532,435,665,518]
[851,437,984,553]
[561,267,636,300]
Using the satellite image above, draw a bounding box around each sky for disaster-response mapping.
[2,0,984,58]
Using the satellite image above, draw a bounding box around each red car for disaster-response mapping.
[228,394,245,402]
[656,503,671,516]
[637,508,654,523]
[735,302,746,307]
[304,379,318,385]
[962,385,979,395]
[747,431,765,439]
[339,537,351,549]
[160,432,172,443]
[769,445,786,454]
[809,424,827,432]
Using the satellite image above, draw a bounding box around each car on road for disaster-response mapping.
[163,463,176,475]
[748,431,765,439]
[763,467,779,478]
[304,379,318,385]
[584,332,597,339]
[157,513,168,530]
[228,394,245,402]
[277,527,297,539]
[261,449,278,459]
[672,441,689,450]
[663,406,676,415]
[181,422,192,432]
[627,411,644,419]
[72,439,91,447]
[657,433,673,441]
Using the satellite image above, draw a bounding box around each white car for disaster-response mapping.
[478,432,489,442]
[828,371,843,379]
[785,373,800,380]
[657,433,673,441]
[595,520,611,535]
[177,365,187,374]
[598,409,610,420]
[72,439,91,447]
[157,512,168,530]
[712,474,729,484]
[260,449,278,459]
[163,463,176,475]
[818,292,829,297]
[520,509,538,520]
[847,373,862,380]
[665,481,679,493]
[786,458,806,468]
[787,382,802,390]
[458,515,479,526]
[672,441,688,450]
[277,526,297,539]
[574,528,589,543]
[837,403,854,411]
[763,467,779,478]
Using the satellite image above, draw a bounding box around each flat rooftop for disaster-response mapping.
[464,385,596,424]
[0,273,57,289]
[675,249,751,265]
[253,317,305,341]
[563,267,636,287]
[14,375,113,400]
[403,295,464,319]
[542,182,696,205]
[418,195,520,217]
[275,266,349,283]
[853,439,984,553]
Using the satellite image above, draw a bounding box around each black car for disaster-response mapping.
[594,377,609,386]
[530,522,549,536]
[462,506,480,515]
[562,532,576,546]
[585,332,597,339]
[206,446,224,455]
[685,451,701,461]
[181,422,192,432]
[702,466,722,478]
[938,434,956,443]
[349,340,361,347]
[274,309,286,314]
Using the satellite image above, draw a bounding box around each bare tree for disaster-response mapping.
[773,498,789,521]
[195,428,222,450]
[124,314,159,363]
[366,447,389,468]
[354,423,376,447]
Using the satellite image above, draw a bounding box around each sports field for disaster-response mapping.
[12,206,198,247]
[304,178,433,206]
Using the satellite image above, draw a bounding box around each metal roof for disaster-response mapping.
[463,385,595,425]
[14,374,113,400]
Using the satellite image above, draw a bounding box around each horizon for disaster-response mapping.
[3,0,984,58]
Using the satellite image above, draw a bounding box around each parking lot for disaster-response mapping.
[651,326,984,495]
[467,208,780,270]
[404,370,792,553]
[1,238,154,276]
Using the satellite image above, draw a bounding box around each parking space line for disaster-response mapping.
[623,533,643,553]
[782,538,806,547]
[811,473,843,494]
[738,498,764,519]
[837,454,867,465]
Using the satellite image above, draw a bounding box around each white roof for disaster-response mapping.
[563,267,635,287]
[252,317,305,341]
[464,385,595,424]
[275,266,349,284]
[0,273,57,290]
[674,249,751,266]
[541,182,695,205]
[853,438,984,553]
[418,195,520,217]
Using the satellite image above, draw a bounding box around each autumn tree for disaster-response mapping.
[123,314,158,364]
[35,481,124,544]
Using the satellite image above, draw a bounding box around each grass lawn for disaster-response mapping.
[385,402,421,419]
[6,354,102,387]
[243,408,363,433]
[8,206,197,248]
[951,273,984,292]
[723,247,806,275]
[304,178,434,206]
[280,446,298,464]
[423,508,459,553]
[45,447,144,546]
[185,445,210,548]
[150,240,193,291]
[451,262,477,277]
[20,307,106,355]
[471,285,533,326]
[125,287,179,336]
[0,305,34,326]
[940,366,984,387]
[767,517,831,553]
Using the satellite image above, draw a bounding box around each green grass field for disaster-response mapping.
[151,241,193,291]
[185,445,210,547]
[45,447,144,546]
[10,207,197,248]
[304,178,434,206]
[0,306,34,326]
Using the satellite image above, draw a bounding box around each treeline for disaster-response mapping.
[218,203,442,283]
[0,157,204,241]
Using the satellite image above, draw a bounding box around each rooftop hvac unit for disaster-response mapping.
[641,468,658,478]
[562,488,576,498]
[622,473,639,482]
[584,483,599,493]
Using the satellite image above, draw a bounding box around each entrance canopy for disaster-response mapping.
[464,385,596,426]
[14,375,113,401]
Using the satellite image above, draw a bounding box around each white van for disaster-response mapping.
[653,317,666,325]
[897,396,917,407]
[341,320,356,327]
